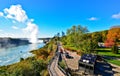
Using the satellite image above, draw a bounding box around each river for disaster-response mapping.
[0,43,45,66]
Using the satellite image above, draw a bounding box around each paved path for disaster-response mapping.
[110,63,120,76]
[48,45,65,76]
[63,50,80,70]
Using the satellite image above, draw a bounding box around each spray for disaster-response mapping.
[24,21,38,43]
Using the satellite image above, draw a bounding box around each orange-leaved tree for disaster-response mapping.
[105,26,120,47]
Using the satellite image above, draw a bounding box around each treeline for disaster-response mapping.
[0,38,57,76]
[60,25,120,54]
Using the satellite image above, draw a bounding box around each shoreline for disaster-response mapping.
[0,43,45,66]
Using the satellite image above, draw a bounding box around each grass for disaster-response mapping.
[96,48,120,58]
[58,60,66,69]
[96,48,120,66]
[106,59,120,66]
[63,45,78,51]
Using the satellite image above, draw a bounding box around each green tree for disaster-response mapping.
[62,25,101,54]
[101,30,108,42]
[111,44,118,54]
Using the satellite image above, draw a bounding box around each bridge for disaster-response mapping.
[38,37,52,43]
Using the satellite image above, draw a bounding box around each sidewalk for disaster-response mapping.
[110,63,120,76]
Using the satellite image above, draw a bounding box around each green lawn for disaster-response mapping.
[96,48,120,66]
[107,59,120,66]
[63,45,78,51]
[96,48,120,58]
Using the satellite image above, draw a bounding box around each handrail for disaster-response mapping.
[47,46,58,76]
[47,56,55,76]
[48,45,65,76]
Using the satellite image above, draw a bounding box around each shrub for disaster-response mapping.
[111,44,118,54]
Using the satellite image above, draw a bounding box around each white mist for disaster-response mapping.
[24,21,39,44]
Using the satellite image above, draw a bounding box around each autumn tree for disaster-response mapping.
[105,26,120,47]
[107,26,120,41]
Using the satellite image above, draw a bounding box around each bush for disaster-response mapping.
[20,58,24,61]
[58,60,66,69]
[111,44,118,54]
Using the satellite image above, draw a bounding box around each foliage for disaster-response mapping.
[101,30,108,42]
[90,30,108,42]
[105,26,120,47]
[20,58,24,61]
[58,60,66,69]
[66,25,90,53]
[61,25,100,54]
[107,26,120,41]
[40,69,49,76]
[111,44,118,54]
[79,38,97,53]
[0,56,50,76]
[104,39,115,47]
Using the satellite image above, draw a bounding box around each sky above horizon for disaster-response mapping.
[0,0,120,38]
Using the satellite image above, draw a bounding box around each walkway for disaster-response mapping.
[48,45,65,76]
[110,63,120,76]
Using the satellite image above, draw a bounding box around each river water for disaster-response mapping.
[0,43,45,66]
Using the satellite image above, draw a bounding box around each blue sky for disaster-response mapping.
[0,0,120,38]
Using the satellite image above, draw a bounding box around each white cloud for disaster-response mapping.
[12,26,19,29]
[4,4,28,22]
[0,4,39,43]
[0,12,3,17]
[112,13,120,19]
[88,17,98,21]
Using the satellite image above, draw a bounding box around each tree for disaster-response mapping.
[63,25,90,53]
[101,30,108,42]
[57,33,60,37]
[107,26,120,42]
[104,39,115,47]
[105,26,120,47]
[77,35,98,54]
[20,58,24,61]
[62,31,65,37]
[111,44,118,54]
[65,25,88,47]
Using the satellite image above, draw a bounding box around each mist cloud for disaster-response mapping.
[23,21,38,43]
[0,4,39,43]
